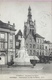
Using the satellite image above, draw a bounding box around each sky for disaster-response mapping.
[0,0,52,42]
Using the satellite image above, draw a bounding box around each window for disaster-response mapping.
[33,50,35,55]
[30,37,32,42]
[42,45,44,49]
[18,35,21,40]
[16,42,19,46]
[1,33,4,39]
[26,43,28,48]
[30,50,32,56]
[33,44,35,48]
[10,34,13,49]
[0,42,7,50]
[42,52,44,56]
[15,53,18,58]
[45,46,47,49]
[5,43,7,49]
[30,21,32,25]
[11,55,13,61]
[49,48,50,51]
[30,44,32,48]
[0,57,1,60]
[18,52,21,58]
[30,29,34,34]
[5,33,7,41]
[10,34,13,40]
[0,42,4,49]
[32,29,34,34]
[1,43,4,48]
[40,39,43,43]
[37,39,39,43]
[40,52,41,55]
[40,45,41,49]
[40,39,41,43]
[0,33,5,41]
[37,44,39,49]
[37,52,39,56]
[42,40,44,43]
[10,43,13,49]
[0,33,7,42]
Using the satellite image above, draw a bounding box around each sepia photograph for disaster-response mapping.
[0,0,52,80]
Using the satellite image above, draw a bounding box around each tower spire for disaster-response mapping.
[27,6,32,22]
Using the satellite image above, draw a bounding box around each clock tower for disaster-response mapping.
[24,6,36,39]
[23,6,36,56]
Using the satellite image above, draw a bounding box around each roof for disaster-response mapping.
[24,29,36,41]
[24,31,44,41]
[0,20,16,31]
[36,33,44,39]
[15,30,22,40]
[44,40,51,44]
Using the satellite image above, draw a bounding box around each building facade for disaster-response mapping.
[0,20,16,65]
[36,34,44,57]
[44,41,52,56]
[49,43,52,55]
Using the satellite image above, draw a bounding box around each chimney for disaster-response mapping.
[8,21,10,28]
[13,23,15,28]
[8,21,10,25]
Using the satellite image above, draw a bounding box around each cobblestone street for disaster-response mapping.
[0,62,52,74]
